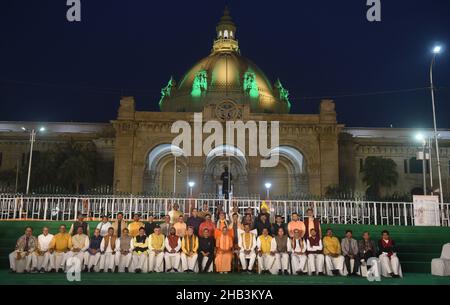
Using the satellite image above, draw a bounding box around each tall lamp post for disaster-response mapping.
[265,182,272,200]
[415,133,427,195]
[22,126,46,194]
[430,45,445,224]
[188,181,195,198]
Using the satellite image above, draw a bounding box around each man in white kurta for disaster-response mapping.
[180,227,199,272]
[148,226,165,273]
[68,226,90,267]
[291,229,308,275]
[96,216,112,237]
[273,227,292,275]
[115,228,133,272]
[256,228,276,274]
[165,227,182,272]
[33,226,54,272]
[9,226,37,273]
[238,223,257,273]
[100,227,119,272]
[306,228,325,275]
[378,230,402,278]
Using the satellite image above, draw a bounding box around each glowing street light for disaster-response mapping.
[433,45,442,54]
[188,181,195,197]
[265,182,272,199]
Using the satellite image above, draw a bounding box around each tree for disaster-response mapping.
[362,156,399,199]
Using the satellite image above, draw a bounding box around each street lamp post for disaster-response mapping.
[415,133,427,195]
[188,181,195,198]
[430,45,445,224]
[265,182,272,200]
[23,126,45,194]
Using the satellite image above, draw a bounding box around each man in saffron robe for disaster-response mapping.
[148,226,165,273]
[256,228,276,274]
[238,223,257,273]
[165,227,181,272]
[215,226,233,274]
[378,230,401,278]
[306,228,324,275]
[181,226,199,272]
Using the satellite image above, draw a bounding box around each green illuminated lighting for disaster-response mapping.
[191,70,208,98]
[275,79,291,110]
[243,70,259,98]
[159,77,175,107]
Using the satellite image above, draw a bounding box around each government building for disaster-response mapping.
[1,9,449,200]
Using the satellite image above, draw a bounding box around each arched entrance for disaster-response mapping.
[204,145,248,197]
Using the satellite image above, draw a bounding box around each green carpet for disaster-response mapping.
[1,221,450,274]
[1,271,449,285]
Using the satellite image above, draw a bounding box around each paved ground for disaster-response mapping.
[1,271,449,285]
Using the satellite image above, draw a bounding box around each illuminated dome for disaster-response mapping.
[159,7,291,114]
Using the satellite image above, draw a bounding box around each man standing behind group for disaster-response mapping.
[323,228,344,276]
[174,215,187,238]
[148,226,165,273]
[49,225,72,273]
[187,209,202,236]
[181,227,199,273]
[97,215,112,237]
[160,215,172,237]
[128,213,144,238]
[306,228,324,275]
[111,212,127,238]
[69,214,90,236]
[304,208,321,239]
[9,226,37,273]
[238,223,257,274]
[34,226,54,273]
[287,213,306,238]
[271,215,287,236]
[169,203,183,225]
[199,214,216,237]
[341,230,360,276]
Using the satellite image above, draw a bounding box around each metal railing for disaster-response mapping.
[0,194,449,226]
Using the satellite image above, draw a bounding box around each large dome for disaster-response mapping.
[158,8,291,114]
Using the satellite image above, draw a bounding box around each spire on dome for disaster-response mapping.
[212,7,239,54]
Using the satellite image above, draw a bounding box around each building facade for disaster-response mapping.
[0,9,449,199]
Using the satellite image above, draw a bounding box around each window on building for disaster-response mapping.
[359,159,364,172]
[409,157,429,174]
[404,159,408,174]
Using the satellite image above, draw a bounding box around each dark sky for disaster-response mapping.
[1,0,449,128]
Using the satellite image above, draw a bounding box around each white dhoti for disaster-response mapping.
[308,253,324,274]
[379,254,401,277]
[164,253,181,271]
[181,253,198,272]
[99,253,115,270]
[325,255,344,275]
[274,253,290,272]
[66,251,85,266]
[257,254,276,274]
[291,254,307,273]
[115,253,132,272]
[148,251,165,272]
[84,252,101,270]
[239,251,256,271]
[9,251,36,272]
[132,253,148,272]
[53,252,70,270]
[33,252,55,271]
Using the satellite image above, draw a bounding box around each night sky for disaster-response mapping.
[1,0,450,128]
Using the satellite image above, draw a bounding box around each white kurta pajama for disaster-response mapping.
[379,253,401,277]
[274,237,292,274]
[131,235,149,272]
[32,233,55,271]
[180,235,199,272]
[67,234,89,266]
[291,238,308,273]
[256,236,277,274]
[114,237,133,272]
[100,236,119,271]
[148,234,165,272]
[164,236,182,271]
[238,232,257,271]
[96,222,113,237]
[306,238,325,274]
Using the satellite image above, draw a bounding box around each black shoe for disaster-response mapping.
[9,269,15,273]
[296,270,302,275]
[125,267,129,273]
[135,268,141,274]
[318,272,324,276]
[241,269,247,273]
[114,266,119,273]
[39,268,46,273]
[332,269,340,276]
[89,266,95,273]
[392,274,400,278]
[173,269,179,273]
[58,268,64,273]
[99,269,104,273]
[167,268,172,272]
[284,270,289,275]
[83,266,88,273]
[278,270,282,275]
[49,268,56,273]
[31,268,38,273]
[107,268,112,273]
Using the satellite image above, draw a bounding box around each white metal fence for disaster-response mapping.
[0,194,449,226]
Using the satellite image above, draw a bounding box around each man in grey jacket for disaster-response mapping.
[341,230,360,276]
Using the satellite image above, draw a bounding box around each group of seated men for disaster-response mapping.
[8,204,402,278]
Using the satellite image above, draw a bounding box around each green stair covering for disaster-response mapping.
[1,221,449,274]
